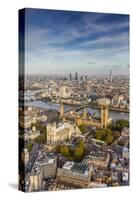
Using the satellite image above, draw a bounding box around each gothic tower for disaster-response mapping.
[60,101,64,117]
[98,98,110,129]
[101,105,109,129]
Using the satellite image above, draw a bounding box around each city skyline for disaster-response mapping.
[23,9,129,75]
[19,9,130,192]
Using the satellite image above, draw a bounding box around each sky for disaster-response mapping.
[23,8,129,75]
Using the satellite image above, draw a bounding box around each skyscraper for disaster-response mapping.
[69,73,72,81]
[110,70,112,83]
[75,72,78,81]
[80,75,83,81]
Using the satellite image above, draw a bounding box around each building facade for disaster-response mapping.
[47,122,76,144]
[57,161,93,188]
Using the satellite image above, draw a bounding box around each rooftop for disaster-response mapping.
[63,162,74,170]
[63,161,89,175]
[71,162,89,174]
[31,162,41,175]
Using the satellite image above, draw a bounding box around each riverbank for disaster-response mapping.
[76,104,129,113]
[34,97,129,113]
[25,100,129,122]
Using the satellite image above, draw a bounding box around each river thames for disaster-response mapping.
[25,100,129,122]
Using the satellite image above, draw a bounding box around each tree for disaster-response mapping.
[95,130,106,141]
[56,144,61,153]
[105,133,114,144]
[26,143,33,151]
[74,141,86,161]
[31,122,36,127]
[57,141,86,161]
[114,131,121,140]
[74,146,83,161]
[34,133,46,144]
[118,119,129,129]
[95,129,114,144]
[35,122,47,133]
[108,119,129,131]
[78,125,86,134]
[60,145,70,158]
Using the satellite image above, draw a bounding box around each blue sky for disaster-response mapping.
[24,8,129,75]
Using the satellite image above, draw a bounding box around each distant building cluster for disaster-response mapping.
[24,71,129,112]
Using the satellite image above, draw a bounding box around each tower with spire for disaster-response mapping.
[60,101,64,118]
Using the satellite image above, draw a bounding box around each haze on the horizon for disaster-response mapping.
[23,9,129,75]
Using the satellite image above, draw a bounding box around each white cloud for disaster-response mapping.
[24,12,129,75]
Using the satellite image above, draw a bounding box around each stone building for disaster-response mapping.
[29,156,57,192]
[57,161,93,188]
[47,122,79,144]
